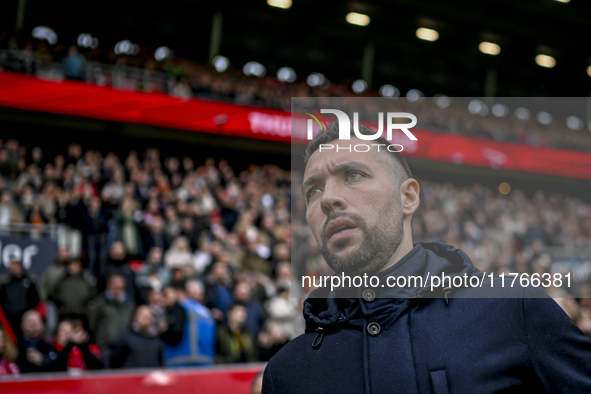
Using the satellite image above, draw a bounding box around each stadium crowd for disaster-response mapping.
[0,138,298,375]
[0,137,589,376]
[2,29,591,153]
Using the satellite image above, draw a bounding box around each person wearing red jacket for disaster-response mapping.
[53,319,103,373]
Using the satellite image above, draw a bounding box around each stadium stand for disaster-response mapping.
[1,4,591,391]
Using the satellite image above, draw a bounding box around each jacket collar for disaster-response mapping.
[303,242,480,332]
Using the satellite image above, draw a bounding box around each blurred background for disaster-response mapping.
[0,0,591,393]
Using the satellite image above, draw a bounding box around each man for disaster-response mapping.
[233,281,266,338]
[163,280,216,366]
[99,241,136,300]
[87,274,135,367]
[216,304,258,364]
[160,286,186,346]
[49,259,96,321]
[16,310,59,373]
[111,305,163,368]
[262,123,591,393]
[0,260,40,341]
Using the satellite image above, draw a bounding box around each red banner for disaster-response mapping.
[0,365,263,394]
[1,72,591,180]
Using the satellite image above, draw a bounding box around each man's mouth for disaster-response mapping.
[329,226,358,241]
[326,219,359,241]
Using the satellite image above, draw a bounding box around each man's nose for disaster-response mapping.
[320,180,347,215]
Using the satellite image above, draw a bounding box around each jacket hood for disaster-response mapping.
[303,242,481,332]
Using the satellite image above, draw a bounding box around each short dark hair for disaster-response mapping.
[303,122,413,182]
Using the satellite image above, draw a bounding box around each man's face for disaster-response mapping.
[8,261,23,277]
[163,287,178,307]
[303,138,404,275]
[108,276,125,297]
[135,306,153,330]
[22,311,44,339]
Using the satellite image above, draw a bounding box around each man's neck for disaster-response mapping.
[377,237,414,274]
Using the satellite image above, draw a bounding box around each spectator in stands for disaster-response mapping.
[62,45,85,81]
[53,319,103,372]
[54,189,84,259]
[216,304,257,364]
[16,310,59,373]
[193,237,214,274]
[264,286,302,341]
[233,281,266,338]
[81,196,109,278]
[39,248,69,301]
[111,305,163,368]
[87,274,135,367]
[0,190,24,229]
[204,261,234,322]
[142,215,170,258]
[164,236,193,269]
[0,260,40,341]
[49,259,96,321]
[135,246,170,303]
[257,320,288,362]
[163,280,215,367]
[100,241,135,300]
[160,286,186,346]
[274,260,292,292]
[180,216,201,251]
[147,290,165,333]
[112,197,143,258]
[0,325,19,375]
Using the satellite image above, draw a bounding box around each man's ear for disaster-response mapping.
[400,178,420,216]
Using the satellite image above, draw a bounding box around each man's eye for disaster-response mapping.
[307,187,321,200]
[346,171,363,181]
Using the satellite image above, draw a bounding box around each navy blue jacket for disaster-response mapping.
[263,242,591,393]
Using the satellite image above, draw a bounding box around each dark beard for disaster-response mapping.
[320,204,403,276]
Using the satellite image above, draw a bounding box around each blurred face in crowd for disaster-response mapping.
[273,243,290,262]
[303,137,419,275]
[212,261,229,282]
[57,248,70,264]
[228,305,247,329]
[150,216,164,233]
[109,241,126,260]
[134,306,153,331]
[32,147,42,162]
[147,247,163,264]
[89,197,101,213]
[107,275,125,298]
[8,261,23,278]
[174,237,189,251]
[1,191,11,205]
[171,268,185,282]
[67,260,83,275]
[276,262,291,279]
[56,320,74,346]
[234,281,251,304]
[22,310,44,340]
[148,290,163,306]
[163,287,178,307]
[186,281,204,303]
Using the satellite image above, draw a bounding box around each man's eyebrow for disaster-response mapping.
[301,174,318,197]
[329,161,373,175]
[301,161,373,196]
